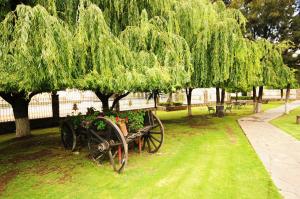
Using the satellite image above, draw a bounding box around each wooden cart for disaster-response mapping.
[60,110,164,173]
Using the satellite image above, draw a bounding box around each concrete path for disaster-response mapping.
[238,101,300,199]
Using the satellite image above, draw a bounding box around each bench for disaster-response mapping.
[207,106,215,114]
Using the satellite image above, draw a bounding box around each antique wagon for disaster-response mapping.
[60,109,164,173]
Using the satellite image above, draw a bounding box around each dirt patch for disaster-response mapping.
[187,116,215,129]
[0,170,19,194]
[28,163,75,185]
[225,125,237,144]
[7,149,56,164]
[0,134,61,155]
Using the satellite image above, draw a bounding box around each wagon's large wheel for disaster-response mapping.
[87,117,128,173]
[143,112,164,153]
[60,121,76,151]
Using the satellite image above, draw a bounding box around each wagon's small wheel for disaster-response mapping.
[143,112,164,153]
[76,127,89,148]
[60,121,76,151]
[87,130,107,163]
[87,117,128,173]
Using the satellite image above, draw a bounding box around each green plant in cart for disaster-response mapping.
[125,111,145,133]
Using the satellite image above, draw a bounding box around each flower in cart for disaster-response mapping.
[116,116,119,122]
[125,116,128,123]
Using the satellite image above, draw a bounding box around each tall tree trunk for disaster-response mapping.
[285,84,291,114]
[95,91,113,113]
[235,92,238,102]
[280,89,284,101]
[185,88,193,117]
[221,88,225,105]
[0,92,35,137]
[256,86,263,113]
[216,87,220,105]
[253,86,257,113]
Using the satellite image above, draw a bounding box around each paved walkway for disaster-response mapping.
[238,101,300,199]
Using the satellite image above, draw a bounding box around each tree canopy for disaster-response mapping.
[0,4,73,95]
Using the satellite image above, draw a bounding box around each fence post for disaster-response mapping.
[52,92,60,125]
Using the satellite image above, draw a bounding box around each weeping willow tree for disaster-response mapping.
[251,39,294,113]
[226,38,263,111]
[0,5,73,137]
[73,2,143,112]
[120,10,192,94]
[169,0,247,116]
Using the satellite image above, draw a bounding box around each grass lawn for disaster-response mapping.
[271,106,300,140]
[0,103,283,199]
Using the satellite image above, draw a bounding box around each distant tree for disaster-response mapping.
[220,0,299,81]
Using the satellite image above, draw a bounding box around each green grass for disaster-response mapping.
[0,103,283,199]
[271,106,300,140]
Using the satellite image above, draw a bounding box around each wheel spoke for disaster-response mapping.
[112,150,118,159]
[150,134,161,143]
[142,136,146,150]
[146,137,151,152]
[108,150,116,171]
[149,136,157,149]
[94,153,104,161]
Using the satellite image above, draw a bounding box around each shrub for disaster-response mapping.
[231,96,253,100]
[159,102,183,106]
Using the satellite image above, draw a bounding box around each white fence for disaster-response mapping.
[0,88,298,122]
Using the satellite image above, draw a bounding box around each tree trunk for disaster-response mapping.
[0,92,33,137]
[285,84,291,114]
[52,92,60,124]
[221,88,225,105]
[167,92,173,104]
[114,95,121,112]
[235,92,238,102]
[256,86,263,113]
[185,88,193,117]
[280,89,284,101]
[110,92,130,112]
[253,86,257,113]
[12,99,30,137]
[153,92,158,109]
[95,91,112,113]
[216,88,225,117]
[216,87,220,105]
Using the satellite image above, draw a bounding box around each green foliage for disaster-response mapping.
[0,4,74,95]
[0,0,295,105]
[159,102,183,107]
[231,96,253,101]
[120,9,192,91]
[69,108,146,133]
[122,111,145,133]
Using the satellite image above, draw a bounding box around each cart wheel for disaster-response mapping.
[143,112,164,153]
[60,121,76,151]
[87,117,128,173]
